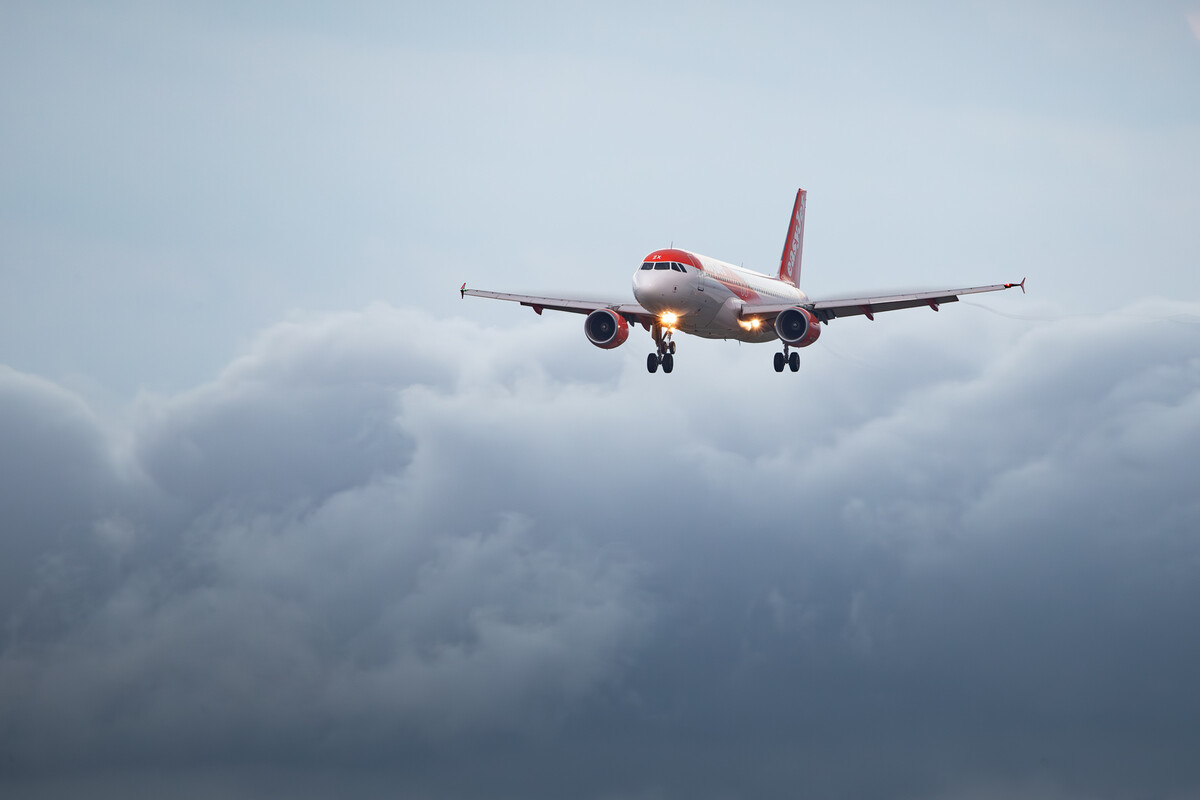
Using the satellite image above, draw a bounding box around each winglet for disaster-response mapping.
[460,282,466,299]
[1003,278,1026,294]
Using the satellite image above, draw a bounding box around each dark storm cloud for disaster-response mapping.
[2,301,1200,798]
[0,367,127,642]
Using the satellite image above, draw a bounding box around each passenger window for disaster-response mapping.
[641,263,653,270]
[654,263,670,270]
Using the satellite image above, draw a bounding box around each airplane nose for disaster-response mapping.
[632,265,684,313]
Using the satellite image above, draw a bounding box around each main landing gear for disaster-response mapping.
[773,345,800,373]
[647,323,676,374]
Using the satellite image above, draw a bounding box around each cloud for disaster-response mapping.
[0,366,127,642]
[2,300,1200,798]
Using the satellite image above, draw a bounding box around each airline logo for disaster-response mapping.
[780,190,806,287]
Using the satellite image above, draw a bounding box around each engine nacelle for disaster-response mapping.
[774,306,821,347]
[584,309,629,349]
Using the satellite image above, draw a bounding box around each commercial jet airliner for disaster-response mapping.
[461,188,1024,374]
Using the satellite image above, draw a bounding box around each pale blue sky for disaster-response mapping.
[2,1,1198,400]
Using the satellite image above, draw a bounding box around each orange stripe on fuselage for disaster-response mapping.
[643,248,805,306]
[643,248,705,269]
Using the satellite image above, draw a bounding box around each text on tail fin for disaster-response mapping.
[778,188,807,288]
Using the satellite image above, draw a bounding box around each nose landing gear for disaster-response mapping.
[774,345,801,373]
[647,323,676,374]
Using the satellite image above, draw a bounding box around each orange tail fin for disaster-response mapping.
[778,188,806,288]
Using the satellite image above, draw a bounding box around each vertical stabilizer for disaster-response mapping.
[778,188,806,288]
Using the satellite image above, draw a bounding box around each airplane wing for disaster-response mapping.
[460,284,655,326]
[742,280,1025,323]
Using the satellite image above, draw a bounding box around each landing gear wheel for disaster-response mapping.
[661,353,674,373]
[647,353,659,373]
[669,341,676,355]
[789,351,800,372]
[774,352,785,372]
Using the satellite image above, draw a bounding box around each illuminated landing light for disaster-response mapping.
[738,318,761,331]
[660,312,678,328]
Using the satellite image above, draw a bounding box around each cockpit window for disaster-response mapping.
[641,262,654,270]
[654,262,671,270]
[670,263,684,272]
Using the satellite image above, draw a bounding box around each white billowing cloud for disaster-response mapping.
[131,304,446,514]
[2,298,1200,798]
[1,305,649,765]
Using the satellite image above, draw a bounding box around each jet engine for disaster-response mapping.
[774,307,821,347]
[584,309,630,349]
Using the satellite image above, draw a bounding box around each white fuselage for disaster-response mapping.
[631,249,807,343]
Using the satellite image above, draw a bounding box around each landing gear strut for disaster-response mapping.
[647,323,676,374]
[774,344,801,373]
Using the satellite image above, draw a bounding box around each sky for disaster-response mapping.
[2,1,1200,798]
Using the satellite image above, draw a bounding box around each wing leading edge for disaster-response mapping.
[743,279,1026,323]
[460,284,654,326]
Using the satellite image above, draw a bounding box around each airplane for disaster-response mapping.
[461,188,1025,374]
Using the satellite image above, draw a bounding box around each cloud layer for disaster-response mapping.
[3,301,1200,798]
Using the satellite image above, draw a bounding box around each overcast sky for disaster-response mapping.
[3,2,1200,798]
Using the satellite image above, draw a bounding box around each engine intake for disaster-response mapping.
[774,307,821,347]
[584,309,629,349]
